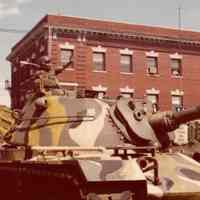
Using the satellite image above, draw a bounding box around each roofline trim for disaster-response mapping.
[50,25,200,46]
[7,19,200,61]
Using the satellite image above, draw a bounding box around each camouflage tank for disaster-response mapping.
[0,57,200,200]
[0,105,14,140]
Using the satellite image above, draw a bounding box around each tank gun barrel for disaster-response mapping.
[20,61,40,68]
[148,105,200,148]
[173,105,200,125]
[149,105,200,134]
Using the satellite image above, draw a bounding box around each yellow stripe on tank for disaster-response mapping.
[29,127,40,146]
[45,96,66,146]
[26,105,41,146]
[28,96,67,146]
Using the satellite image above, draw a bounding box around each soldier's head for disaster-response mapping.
[37,56,51,71]
[38,56,50,65]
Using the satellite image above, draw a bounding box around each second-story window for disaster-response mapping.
[147,57,158,74]
[171,58,182,76]
[93,52,105,71]
[60,49,73,67]
[120,54,132,73]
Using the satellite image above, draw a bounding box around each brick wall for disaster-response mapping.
[53,38,200,110]
[8,15,200,110]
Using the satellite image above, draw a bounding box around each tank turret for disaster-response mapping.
[110,98,200,149]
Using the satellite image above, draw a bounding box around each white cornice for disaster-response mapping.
[171,89,184,96]
[120,48,133,55]
[145,50,159,57]
[92,84,107,92]
[60,42,75,50]
[170,52,183,59]
[120,86,134,93]
[92,45,106,53]
[146,88,160,94]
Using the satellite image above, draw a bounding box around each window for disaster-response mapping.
[171,95,183,111]
[97,91,105,99]
[147,57,158,74]
[60,49,73,67]
[171,59,182,76]
[85,90,105,99]
[93,52,105,71]
[85,90,97,98]
[120,54,132,73]
[147,94,159,112]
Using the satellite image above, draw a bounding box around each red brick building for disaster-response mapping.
[7,14,200,110]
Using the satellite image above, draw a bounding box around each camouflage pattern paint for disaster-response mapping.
[4,95,200,199]
[12,96,123,147]
[154,152,200,199]
[110,98,160,146]
[0,105,14,138]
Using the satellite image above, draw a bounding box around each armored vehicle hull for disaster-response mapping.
[1,56,200,199]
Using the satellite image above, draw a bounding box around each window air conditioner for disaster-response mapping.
[148,67,157,74]
[173,105,182,112]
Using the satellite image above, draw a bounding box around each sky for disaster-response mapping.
[1,0,200,107]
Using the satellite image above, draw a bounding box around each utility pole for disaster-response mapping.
[177,4,183,106]
[178,5,182,30]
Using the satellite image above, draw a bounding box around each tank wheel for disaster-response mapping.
[193,152,200,162]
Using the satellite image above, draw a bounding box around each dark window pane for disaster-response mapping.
[120,54,132,73]
[171,95,183,111]
[93,52,105,71]
[60,49,73,66]
[147,57,158,74]
[171,59,181,76]
[147,94,159,112]
[172,95,182,105]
